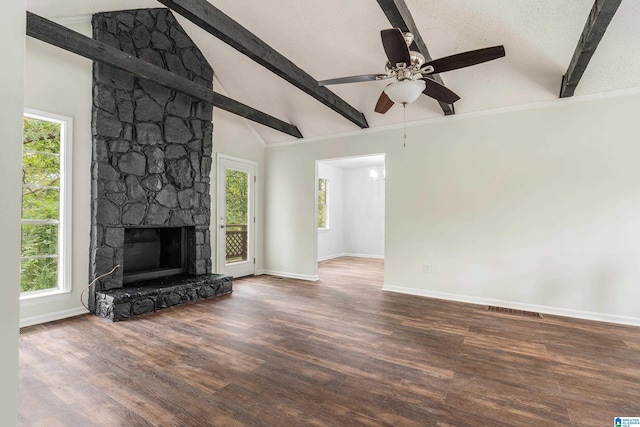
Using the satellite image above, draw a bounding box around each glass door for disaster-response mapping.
[217,156,255,278]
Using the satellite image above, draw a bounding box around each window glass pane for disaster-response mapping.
[318,178,327,228]
[23,117,60,154]
[22,187,60,219]
[21,113,67,295]
[225,169,249,264]
[20,257,58,293]
[22,152,60,187]
[318,205,326,228]
[21,224,59,257]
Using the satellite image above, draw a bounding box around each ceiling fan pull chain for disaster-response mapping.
[403,103,407,148]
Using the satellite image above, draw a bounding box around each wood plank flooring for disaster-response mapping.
[19,257,640,426]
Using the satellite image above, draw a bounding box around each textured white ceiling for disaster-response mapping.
[27,0,640,144]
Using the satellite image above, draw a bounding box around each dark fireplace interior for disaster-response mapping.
[123,227,187,285]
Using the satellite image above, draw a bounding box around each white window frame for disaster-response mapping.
[20,109,73,300]
[318,178,329,230]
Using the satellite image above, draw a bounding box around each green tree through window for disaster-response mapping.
[21,116,62,292]
[225,169,249,263]
[318,178,328,229]
[226,169,248,225]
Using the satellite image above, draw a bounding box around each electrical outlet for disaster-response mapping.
[423,264,432,274]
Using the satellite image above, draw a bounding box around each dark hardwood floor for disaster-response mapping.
[19,257,640,426]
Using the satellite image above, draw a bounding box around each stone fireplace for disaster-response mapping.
[89,8,231,320]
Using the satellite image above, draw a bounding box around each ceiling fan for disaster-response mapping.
[319,28,505,113]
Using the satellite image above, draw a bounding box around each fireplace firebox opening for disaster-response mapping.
[123,227,191,284]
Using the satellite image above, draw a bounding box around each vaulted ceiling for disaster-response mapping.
[26,0,640,144]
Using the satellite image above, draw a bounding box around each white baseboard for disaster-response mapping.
[20,306,90,328]
[382,285,640,327]
[318,252,384,261]
[262,270,320,281]
[343,253,384,259]
[317,253,345,261]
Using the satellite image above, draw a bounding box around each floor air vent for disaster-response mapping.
[20,325,47,335]
[487,306,543,318]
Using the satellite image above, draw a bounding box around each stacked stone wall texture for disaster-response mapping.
[95,274,232,321]
[90,8,214,300]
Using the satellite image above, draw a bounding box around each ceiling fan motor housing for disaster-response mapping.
[385,51,427,81]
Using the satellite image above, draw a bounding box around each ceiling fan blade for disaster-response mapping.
[381,28,411,66]
[318,74,389,86]
[374,91,395,114]
[421,78,460,104]
[423,45,505,74]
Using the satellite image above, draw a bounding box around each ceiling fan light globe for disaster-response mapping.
[384,79,426,104]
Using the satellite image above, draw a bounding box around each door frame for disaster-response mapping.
[216,153,258,276]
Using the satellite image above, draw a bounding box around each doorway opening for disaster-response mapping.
[315,154,385,280]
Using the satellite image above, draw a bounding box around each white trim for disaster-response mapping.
[382,285,640,327]
[318,252,384,261]
[313,161,320,271]
[217,153,259,165]
[319,152,386,166]
[343,253,384,259]
[21,219,59,225]
[20,254,58,261]
[21,109,73,297]
[23,149,60,157]
[262,270,320,281]
[19,287,70,304]
[318,253,344,262]
[22,185,60,191]
[24,108,72,125]
[20,306,89,328]
[216,154,258,277]
[266,85,640,148]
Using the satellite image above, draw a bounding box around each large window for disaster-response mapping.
[20,110,72,296]
[317,178,329,229]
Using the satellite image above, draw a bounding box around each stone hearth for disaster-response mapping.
[95,274,232,321]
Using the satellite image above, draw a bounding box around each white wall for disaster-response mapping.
[317,162,344,260]
[20,23,94,327]
[210,107,265,274]
[0,0,24,423]
[265,91,640,325]
[344,166,385,258]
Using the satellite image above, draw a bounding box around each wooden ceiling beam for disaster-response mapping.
[25,12,303,139]
[158,0,369,129]
[560,0,622,98]
[376,0,455,115]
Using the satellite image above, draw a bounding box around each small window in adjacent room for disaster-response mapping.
[318,178,329,229]
[20,110,72,298]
